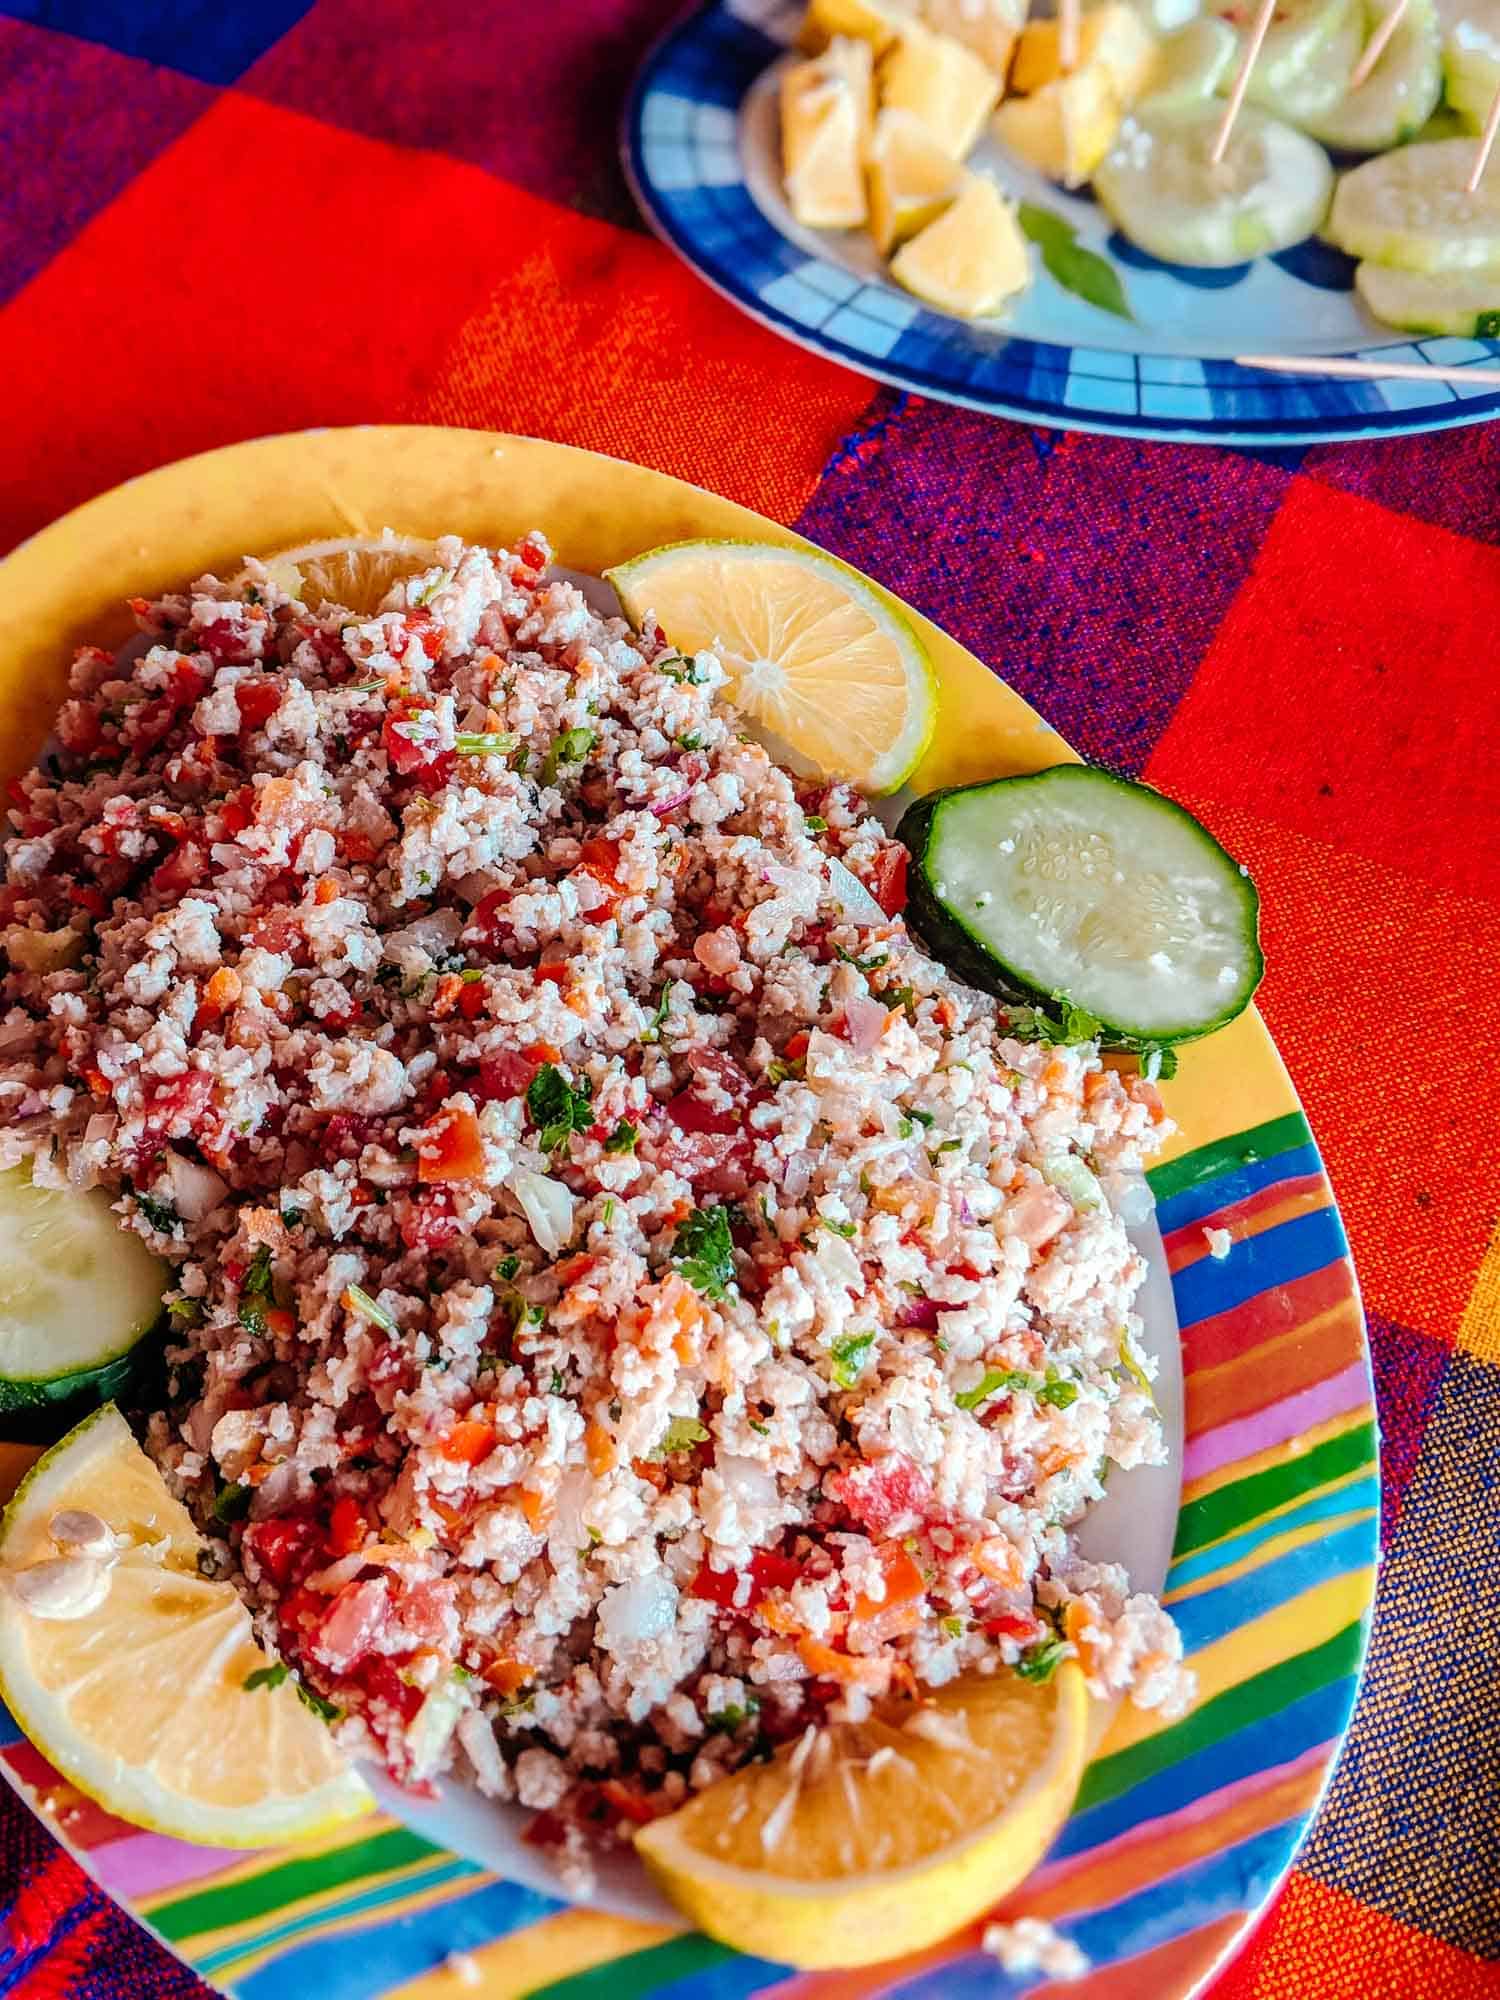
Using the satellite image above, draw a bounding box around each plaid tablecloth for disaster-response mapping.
[3,3,1500,1994]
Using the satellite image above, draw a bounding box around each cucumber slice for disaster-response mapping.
[1242,0,1366,123]
[1356,257,1500,330]
[0,1168,166,1415]
[1094,104,1334,266]
[1297,0,1442,149]
[1327,137,1500,269]
[1439,0,1500,130]
[1138,16,1239,114]
[1207,0,1359,105]
[896,766,1262,1045]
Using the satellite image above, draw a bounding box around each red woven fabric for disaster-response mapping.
[2,4,1498,1995]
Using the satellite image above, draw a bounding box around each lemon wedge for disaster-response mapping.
[635,1662,1089,1969]
[867,105,965,252]
[0,1406,373,1847]
[250,533,441,614]
[879,20,1003,156]
[800,0,912,56]
[922,0,1029,75]
[890,172,1033,315]
[783,48,873,226]
[606,540,937,795]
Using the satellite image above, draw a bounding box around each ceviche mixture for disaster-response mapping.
[0,535,1192,1886]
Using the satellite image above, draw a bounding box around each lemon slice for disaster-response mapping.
[868,106,965,253]
[890,173,1033,315]
[0,1406,373,1847]
[249,534,440,614]
[606,541,937,794]
[635,1662,1088,1969]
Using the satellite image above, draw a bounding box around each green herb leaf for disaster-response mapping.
[541,726,596,787]
[243,1661,289,1692]
[604,1119,638,1155]
[134,1191,181,1234]
[237,1244,276,1335]
[454,732,518,756]
[954,1367,1033,1411]
[908,1108,934,1129]
[1018,203,1133,321]
[707,1694,761,1733]
[941,1615,965,1639]
[527,1064,593,1154]
[213,1481,251,1524]
[673,1203,738,1300]
[640,983,673,1044]
[280,1205,305,1229]
[652,1414,710,1458]
[1038,1373,1079,1410]
[344,1283,397,1334]
[295,1683,343,1724]
[1015,1636,1070,1684]
[497,1254,521,1281]
[830,1330,875,1389]
[1138,1042,1179,1082]
[819,1215,856,1239]
[167,1298,202,1326]
[833,944,889,972]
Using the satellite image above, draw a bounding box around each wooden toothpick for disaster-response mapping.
[1467,76,1500,193]
[1237,355,1500,384]
[1348,0,1407,90]
[1058,0,1081,73]
[1212,0,1278,165]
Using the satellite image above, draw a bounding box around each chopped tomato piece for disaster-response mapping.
[852,1542,926,1625]
[400,1188,462,1251]
[827,1454,932,1536]
[243,1516,323,1589]
[438,1418,496,1465]
[457,978,487,1021]
[476,1049,540,1102]
[866,844,908,917]
[783,1030,811,1063]
[326,1495,367,1557]
[464,887,514,954]
[600,1779,664,1825]
[355,1654,423,1724]
[150,840,207,897]
[418,1105,485,1182]
[535,963,569,988]
[383,697,453,785]
[691,1547,801,1611]
[234,678,283,731]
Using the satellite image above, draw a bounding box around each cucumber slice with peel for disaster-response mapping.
[0,1168,165,1414]
[896,766,1263,1046]
[1240,1,1366,122]
[1356,258,1500,332]
[1094,105,1334,267]
[1327,137,1500,269]
[1138,17,1239,114]
[1296,0,1442,149]
[1439,0,1500,129]
[1208,0,1360,106]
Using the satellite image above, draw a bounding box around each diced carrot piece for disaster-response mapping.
[523,1041,563,1066]
[418,1105,485,1182]
[1064,1598,1098,1675]
[784,1030,810,1062]
[797,1637,891,1690]
[600,1778,662,1825]
[585,1421,617,1477]
[518,1486,552,1532]
[439,1418,496,1466]
[314,877,340,906]
[971,1538,1025,1588]
[482,1656,533,1697]
[253,777,299,826]
[203,966,241,1012]
[263,1306,297,1341]
[852,1542,926,1624]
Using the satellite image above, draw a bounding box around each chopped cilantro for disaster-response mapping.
[166,1298,202,1327]
[908,1108,934,1128]
[830,1330,875,1389]
[1139,1042,1179,1082]
[295,1683,343,1724]
[941,1615,966,1639]
[237,1245,276,1335]
[833,944,888,972]
[527,1064,594,1154]
[640,983,673,1044]
[820,1215,857,1239]
[280,1205,305,1229]
[676,732,702,751]
[344,1283,397,1334]
[243,1662,289,1692]
[886,984,917,1014]
[550,1369,566,1394]
[748,1418,769,1436]
[658,653,709,685]
[601,1196,616,1226]
[1015,1636,1069,1685]
[804,814,827,833]
[954,1367,1032,1411]
[134,1191,180,1234]
[673,1204,739,1300]
[898,1117,914,1139]
[497,1254,521,1281]
[213,1481,251,1525]
[604,1119,638,1155]
[652,1415,710,1457]
[707,1694,761,1733]
[1038,1374,1079,1410]
[540,725,595,787]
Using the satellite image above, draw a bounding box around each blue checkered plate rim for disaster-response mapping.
[623,0,1500,445]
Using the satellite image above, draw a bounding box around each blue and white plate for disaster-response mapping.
[624,0,1500,444]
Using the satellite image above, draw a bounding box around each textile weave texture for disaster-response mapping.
[2,1,1499,1994]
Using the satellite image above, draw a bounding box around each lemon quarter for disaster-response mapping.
[635,1661,1088,1968]
[606,540,937,795]
[0,1406,372,1847]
